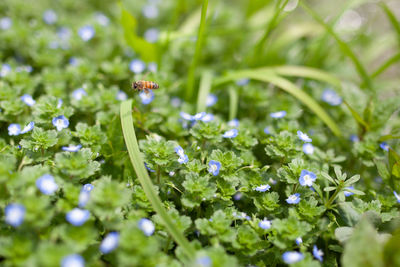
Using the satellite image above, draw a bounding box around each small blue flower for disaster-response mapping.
[313,245,324,262]
[380,142,390,151]
[299,170,317,187]
[94,12,110,26]
[36,174,59,195]
[116,91,128,101]
[142,5,159,19]
[196,256,212,267]
[79,184,94,207]
[180,111,193,121]
[69,57,79,66]
[201,113,214,122]
[138,218,155,236]
[350,134,359,142]
[66,208,90,226]
[62,144,82,152]
[57,98,63,108]
[193,112,206,121]
[264,126,271,134]
[286,193,301,204]
[148,62,157,72]
[393,191,400,203]
[57,27,71,40]
[52,115,69,131]
[282,251,304,264]
[222,129,238,138]
[302,143,314,155]
[20,94,36,106]
[0,17,12,30]
[321,89,342,106]
[129,59,146,74]
[139,90,154,105]
[295,237,303,245]
[254,184,271,192]
[5,204,25,227]
[61,254,85,267]
[175,146,189,164]
[78,25,95,41]
[258,218,271,229]
[344,186,355,197]
[208,160,221,176]
[43,9,57,24]
[72,88,87,100]
[270,111,286,118]
[206,94,218,107]
[233,192,242,200]
[144,162,156,172]
[236,78,249,86]
[100,232,120,254]
[8,124,21,136]
[297,130,312,142]
[144,28,159,43]
[228,119,239,128]
[21,121,34,134]
[0,64,11,77]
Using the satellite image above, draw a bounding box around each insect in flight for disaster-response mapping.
[132,80,159,94]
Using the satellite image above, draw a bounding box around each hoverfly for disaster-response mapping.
[131,80,159,94]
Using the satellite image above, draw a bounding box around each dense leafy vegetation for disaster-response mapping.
[1,0,400,266]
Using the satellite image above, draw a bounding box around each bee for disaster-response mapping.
[132,80,159,94]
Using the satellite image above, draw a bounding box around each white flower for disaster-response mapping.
[20,94,36,106]
[138,218,155,236]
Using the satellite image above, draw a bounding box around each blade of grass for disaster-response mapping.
[214,70,342,136]
[120,100,195,260]
[196,70,212,113]
[379,134,400,142]
[380,2,400,47]
[343,101,369,131]
[300,2,373,91]
[252,0,289,62]
[186,0,209,101]
[371,52,400,79]
[264,65,342,89]
[229,87,238,121]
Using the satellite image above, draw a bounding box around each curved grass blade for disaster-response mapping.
[300,2,373,91]
[263,65,342,89]
[381,2,400,46]
[196,70,213,113]
[371,52,400,79]
[214,70,342,136]
[120,100,195,260]
[186,0,209,100]
[343,101,369,131]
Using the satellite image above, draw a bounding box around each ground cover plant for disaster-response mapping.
[1,0,400,266]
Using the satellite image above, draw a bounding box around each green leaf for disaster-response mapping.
[379,134,400,142]
[342,219,384,267]
[389,149,400,178]
[345,174,361,186]
[320,171,337,185]
[120,100,195,260]
[120,4,158,62]
[335,226,354,244]
[324,186,336,192]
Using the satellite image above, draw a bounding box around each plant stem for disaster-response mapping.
[186,0,209,101]
[325,185,343,209]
